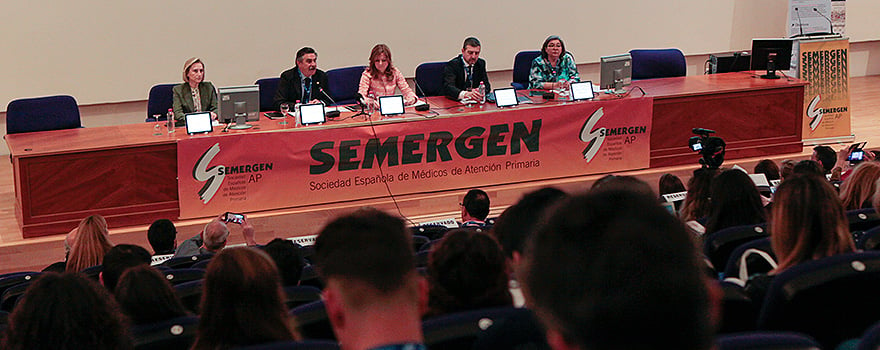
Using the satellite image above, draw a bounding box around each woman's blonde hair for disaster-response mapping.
[840,161,880,210]
[66,215,113,272]
[182,57,203,83]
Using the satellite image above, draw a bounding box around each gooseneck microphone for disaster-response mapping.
[313,81,341,118]
[812,7,835,35]
[410,79,432,112]
[794,7,805,37]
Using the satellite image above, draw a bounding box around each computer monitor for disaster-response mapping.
[218,85,260,128]
[750,39,793,79]
[599,53,632,94]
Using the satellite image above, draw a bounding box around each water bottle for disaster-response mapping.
[294,100,301,126]
[367,92,377,115]
[478,82,486,104]
[166,108,175,133]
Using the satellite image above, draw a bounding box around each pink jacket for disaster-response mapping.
[358,67,418,105]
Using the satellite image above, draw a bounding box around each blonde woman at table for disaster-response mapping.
[172,57,218,125]
[529,35,580,90]
[358,44,418,108]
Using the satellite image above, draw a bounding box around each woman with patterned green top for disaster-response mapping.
[528,36,580,90]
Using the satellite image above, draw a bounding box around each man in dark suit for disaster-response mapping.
[443,37,491,101]
[274,47,332,110]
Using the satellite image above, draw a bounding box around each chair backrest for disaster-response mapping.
[847,208,880,234]
[629,48,687,80]
[147,84,177,121]
[757,251,880,349]
[131,315,200,350]
[0,272,40,297]
[703,224,769,272]
[6,95,81,134]
[255,77,280,111]
[723,237,775,279]
[410,224,449,241]
[857,225,880,250]
[414,62,447,97]
[290,300,336,341]
[718,281,759,334]
[715,331,821,350]
[173,279,204,315]
[0,281,31,312]
[234,340,340,350]
[162,254,214,269]
[511,51,541,90]
[162,268,205,285]
[298,265,323,290]
[283,285,322,310]
[856,321,880,350]
[326,66,366,105]
[422,306,532,350]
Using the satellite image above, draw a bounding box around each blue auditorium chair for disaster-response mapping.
[283,285,322,310]
[703,224,769,274]
[234,340,340,350]
[6,95,82,134]
[414,62,446,97]
[629,48,687,80]
[757,251,880,349]
[162,254,214,269]
[856,225,880,250]
[510,50,541,90]
[290,300,335,341]
[0,281,31,312]
[146,83,176,122]
[131,315,199,350]
[853,321,880,350]
[255,77,280,111]
[173,279,203,314]
[715,331,821,350]
[326,66,366,105]
[161,268,205,285]
[847,208,880,234]
[422,306,535,350]
[0,272,40,297]
[723,237,775,281]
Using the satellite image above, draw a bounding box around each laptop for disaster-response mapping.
[185,112,213,134]
[299,103,326,125]
[379,95,405,116]
[570,80,596,101]
[494,87,519,108]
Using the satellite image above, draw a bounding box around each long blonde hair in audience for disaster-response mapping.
[65,215,113,272]
[770,175,855,273]
[840,161,880,210]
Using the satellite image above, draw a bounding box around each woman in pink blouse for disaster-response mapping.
[358,44,418,107]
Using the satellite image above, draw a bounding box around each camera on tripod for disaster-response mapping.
[688,128,726,169]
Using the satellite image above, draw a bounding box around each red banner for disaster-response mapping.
[177,98,653,218]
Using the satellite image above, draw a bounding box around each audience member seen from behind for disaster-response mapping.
[658,173,687,211]
[66,214,114,272]
[529,35,580,90]
[754,159,781,182]
[792,159,826,178]
[171,57,218,125]
[812,145,837,175]
[839,161,880,210]
[744,175,856,301]
[101,244,151,292]
[679,168,719,224]
[426,229,512,317]
[315,208,427,350]
[591,174,655,197]
[443,37,491,102]
[521,190,716,350]
[172,213,257,258]
[1,273,133,350]
[704,169,767,234]
[461,188,491,227]
[261,238,306,287]
[114,265,189,326]
[274,46,332,110]
[192,247,294,349]
[779,159,797,181]
[358,44,418,107]
[147,218,177,256]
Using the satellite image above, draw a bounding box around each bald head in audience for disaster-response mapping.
[315,207,427,350]
[521,189,716,350]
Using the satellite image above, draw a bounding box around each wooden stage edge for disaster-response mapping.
[0,148,817,274]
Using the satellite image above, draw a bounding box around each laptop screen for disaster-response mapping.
[185,112,213,134]
[570,81,595,101]
[300,103,326,125]
[494,88,518,108]
[379,95,405,116]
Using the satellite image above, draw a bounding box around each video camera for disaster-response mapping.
[688,128,726,169]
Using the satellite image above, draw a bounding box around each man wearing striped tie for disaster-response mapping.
[442,37,491,102]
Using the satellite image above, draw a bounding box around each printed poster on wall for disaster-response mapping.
[176,98,654,219]
[798,37,851,141]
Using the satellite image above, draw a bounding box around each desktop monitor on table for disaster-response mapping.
[219,85,260,129]
[750,39,793,79]
[600,53,632,94]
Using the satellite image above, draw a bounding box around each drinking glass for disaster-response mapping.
[279,103,290,125]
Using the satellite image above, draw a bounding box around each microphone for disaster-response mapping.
[410,79,432,112]
[794,7,804,37]
[314,81,341,118]
[812,7,835,35]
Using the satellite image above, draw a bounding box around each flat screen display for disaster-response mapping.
[379,95,405,116]
[300,103,326,125]
[570,81,595,101]
[185,112,213,134]
[494,88,518,108]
